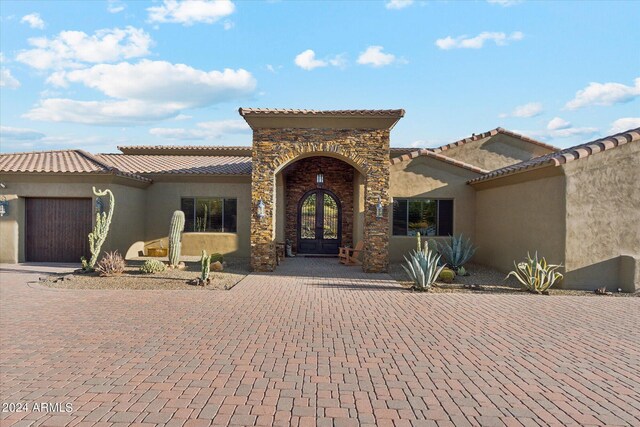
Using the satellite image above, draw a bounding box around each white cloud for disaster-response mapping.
[0,68,20,89]
[547,117,571,130]
[27,60,256,125]
[107,0,126,13]
[24,99,183,125]
[293,50,346,71]
[385,0,414,10]
[499,102,543,118]
[487,0,522,6]
[610,118,640,134]
[565,77,640,110]
[521,119,598,140]
[357,46,396,67]
[0,126,45,140]
[223,20,234,30]
[21,13,45,29]
[0,52,5,63]
[148,0,235,26]
[328,53,348,69]
[265,64,282,73]
[16,26,152,70]
[150,119,250,140]
[294,49,328,70]
[436,31,523,50]
[48,60,255,104]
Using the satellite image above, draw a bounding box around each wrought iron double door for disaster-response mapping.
[297,189,342,254]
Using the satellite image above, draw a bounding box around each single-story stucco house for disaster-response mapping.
[1,109,638,291]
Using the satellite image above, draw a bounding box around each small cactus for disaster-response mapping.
[200,249,211,281]
[416,231,422,252]
[140,259,166,274]
[168,210,185,267]
[439,268,456,283]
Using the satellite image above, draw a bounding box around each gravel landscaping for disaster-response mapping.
[389,262,638,296]
[41,257,249,290]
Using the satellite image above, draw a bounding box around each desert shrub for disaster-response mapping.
[402,245,446,291]
[507,252,563,293]
[140,259,166,274]
[95,251,125,277]
[435,234,477,271]
[209,253,224,263]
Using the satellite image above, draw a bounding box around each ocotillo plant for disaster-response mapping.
[168,210,185,267]
[87,187,115,269]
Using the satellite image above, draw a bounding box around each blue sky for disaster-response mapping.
[1,0,639,153]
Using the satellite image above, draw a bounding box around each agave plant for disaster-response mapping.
[402,245,446,291]
[507,252,563,293]
[436,234,477,271]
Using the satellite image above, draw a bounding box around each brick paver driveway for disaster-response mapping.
[1,259,639,427]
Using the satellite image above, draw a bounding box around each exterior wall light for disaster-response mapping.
[257,199,266,220]
[316,169,324,188]
[376,196,384,219]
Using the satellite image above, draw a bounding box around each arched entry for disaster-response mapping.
[297,189,342,254]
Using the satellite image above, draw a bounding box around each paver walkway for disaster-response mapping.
[1,258,639,426]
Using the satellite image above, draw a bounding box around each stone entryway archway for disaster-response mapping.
[297,188,342,255]
[239,108,405,273]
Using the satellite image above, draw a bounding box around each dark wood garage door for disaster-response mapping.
[26,198,93,262]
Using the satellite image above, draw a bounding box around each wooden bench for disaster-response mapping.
[339,241,365,265]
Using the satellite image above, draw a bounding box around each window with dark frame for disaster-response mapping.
[181,197,237,233]
[392,199,453,236]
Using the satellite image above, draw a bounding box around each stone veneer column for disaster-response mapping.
[251,136,277,272]
[362,161,390,273]
[250,127,391,273]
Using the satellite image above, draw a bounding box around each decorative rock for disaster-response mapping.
[211,261,223,272]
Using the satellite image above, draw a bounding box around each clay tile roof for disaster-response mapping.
[431,127,559,154]
[468,128,640,184]
[96,154,252,175]
[238,108,405,117]
[0,149,150,182]
[389,149,489,175]
[117,145,251,155]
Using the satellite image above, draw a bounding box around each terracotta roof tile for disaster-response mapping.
[0,149,151,182]
[96,154,252,175]
[238,108,405,117]
[430,127,559,154]
[0,149,104,173]
[117,145,251,155]
[389,149,488,174]
[468,128,640,184]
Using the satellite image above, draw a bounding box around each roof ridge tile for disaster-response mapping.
[468,127,640,184]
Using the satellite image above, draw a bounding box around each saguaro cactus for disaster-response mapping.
[87,187,115,269]
[168,210,185,267]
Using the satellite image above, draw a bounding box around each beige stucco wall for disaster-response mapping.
[389,156,480,262]
[438,134,555,171]
[0,174,147,264]
[0,195,20,263]
[473,168,566,276]
[143,176,251,258]
[562,142,640,291]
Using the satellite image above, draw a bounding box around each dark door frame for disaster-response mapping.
[296,188,342,254]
